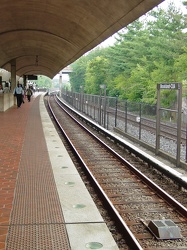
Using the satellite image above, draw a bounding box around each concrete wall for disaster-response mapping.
[0,93,15,112]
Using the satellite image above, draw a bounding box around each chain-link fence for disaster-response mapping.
[61,89,187,165]
[62,90,157,138]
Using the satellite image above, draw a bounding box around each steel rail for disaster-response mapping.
[48,96,143,250]
[48,95,187,248]
[56,94,187,191]
[54,96,187,218]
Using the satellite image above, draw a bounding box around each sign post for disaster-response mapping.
[156,83,182,167]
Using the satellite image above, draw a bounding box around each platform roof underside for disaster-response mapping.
[0,0,164,78]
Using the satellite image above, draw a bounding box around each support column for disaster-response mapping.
[59,72,62,97]
[11,59,16,92]
[23,75,27,88]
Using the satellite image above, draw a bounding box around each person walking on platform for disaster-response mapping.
[13,83,24,108]
[26,86,33,102]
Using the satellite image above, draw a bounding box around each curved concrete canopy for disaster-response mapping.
[0,0,164,79]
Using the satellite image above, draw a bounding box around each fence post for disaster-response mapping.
[107,111,109,130]
[139,103,142,140]
[125,100,127,133]
[115,96,118,127]
[99,89,102,125]
[103,86,107,128]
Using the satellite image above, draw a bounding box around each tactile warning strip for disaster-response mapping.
[7,224,70,250]
[5,96,71,249]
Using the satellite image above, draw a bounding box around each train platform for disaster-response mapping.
[0,93,118,250]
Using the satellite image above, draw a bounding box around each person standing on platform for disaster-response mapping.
[26,86,33,102]
[13,83,24,108]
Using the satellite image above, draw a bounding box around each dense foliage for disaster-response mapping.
[69,2,187,107]
[36,75,52,88]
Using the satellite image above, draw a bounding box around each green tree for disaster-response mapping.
[69,56,87,92]
[69,1,187,108]
[127,63,150,102]
[174,47,187,81]
[84,56,109,94]
[69,47,108,92]
[37,75,52,88]
[107,20,148,78]
[148,4,187,77]
[108,2,187,105]
[182,1,187,8]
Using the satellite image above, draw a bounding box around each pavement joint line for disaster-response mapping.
[2,221,106,226]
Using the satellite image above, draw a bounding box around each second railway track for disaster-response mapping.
[47,95,187,250]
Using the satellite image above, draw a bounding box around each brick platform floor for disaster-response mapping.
[0,94,70,250]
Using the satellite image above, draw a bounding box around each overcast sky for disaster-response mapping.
[161,0,186,11]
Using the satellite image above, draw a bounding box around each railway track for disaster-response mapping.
[47,95,187,250]
[74,98,186,143]
[112,108,186,143]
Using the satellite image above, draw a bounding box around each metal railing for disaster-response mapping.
[60,89,186,167]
